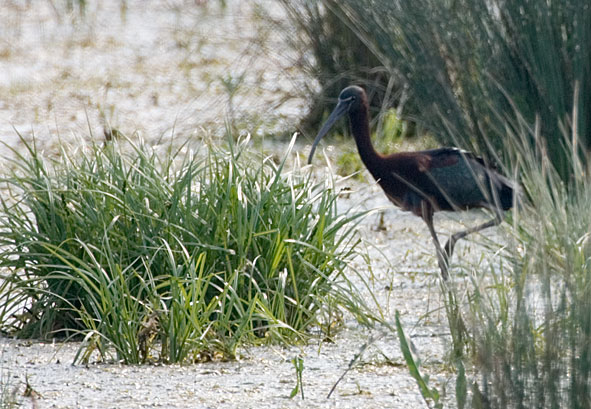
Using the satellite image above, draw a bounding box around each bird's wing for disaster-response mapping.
[421,149,494,207]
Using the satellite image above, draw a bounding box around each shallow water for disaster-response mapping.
[0,1,507,407]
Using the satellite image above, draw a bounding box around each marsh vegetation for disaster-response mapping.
[1,0,591,407]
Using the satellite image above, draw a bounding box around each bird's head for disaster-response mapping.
[307,86,367,164]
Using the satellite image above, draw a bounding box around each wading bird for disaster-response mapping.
[307,86,515,280]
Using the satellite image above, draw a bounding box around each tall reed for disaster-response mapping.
[276,0,402,133]
[455,117,591,407]
[330,0,590,181]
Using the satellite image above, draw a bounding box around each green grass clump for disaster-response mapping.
[0,134,371,364]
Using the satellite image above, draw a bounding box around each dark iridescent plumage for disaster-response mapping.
[308,86,515,279]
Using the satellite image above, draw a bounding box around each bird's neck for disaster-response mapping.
[350,107,381,171]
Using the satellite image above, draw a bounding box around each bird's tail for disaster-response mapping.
[494,173,519,211]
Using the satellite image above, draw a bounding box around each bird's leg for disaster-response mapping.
[423,203,471,352]
[444,211,504,259]
[421,201,449,280]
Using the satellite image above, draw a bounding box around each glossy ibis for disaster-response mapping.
[307,86,515,280]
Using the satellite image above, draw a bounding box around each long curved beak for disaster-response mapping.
[307,99,350,164]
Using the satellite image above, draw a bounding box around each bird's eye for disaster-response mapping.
[339,95,356,104]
